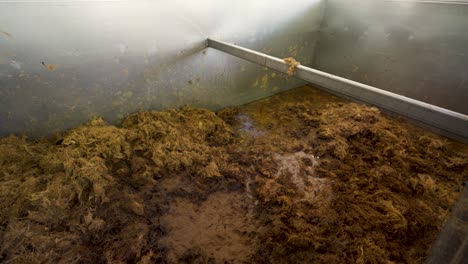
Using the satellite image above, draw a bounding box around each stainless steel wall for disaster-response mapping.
[0,0,326,137]
[312,0,468,115]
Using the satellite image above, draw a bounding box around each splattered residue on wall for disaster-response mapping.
[1,31,12,39]
[41,61,58,71]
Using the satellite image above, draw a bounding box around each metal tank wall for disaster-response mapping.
[0,0,326,137]
[311,0,468,115]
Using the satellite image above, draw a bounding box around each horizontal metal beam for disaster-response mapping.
[207,38,468,143]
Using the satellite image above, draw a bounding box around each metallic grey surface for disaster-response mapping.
[208,38,468,142]
[0,0,326,137]
[207,39,266,66]
[312,0,468,115]
[425,182,468,264]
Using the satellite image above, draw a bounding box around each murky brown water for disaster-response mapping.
[1,85,467,263]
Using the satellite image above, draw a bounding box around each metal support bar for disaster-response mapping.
[207,38,468,143]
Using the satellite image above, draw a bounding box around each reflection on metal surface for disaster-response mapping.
[312,0,468,114]
[0,0,325,137]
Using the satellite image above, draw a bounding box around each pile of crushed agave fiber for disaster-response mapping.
[0,86,467,264]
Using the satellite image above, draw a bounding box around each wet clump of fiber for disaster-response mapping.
[0,86,467,264]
